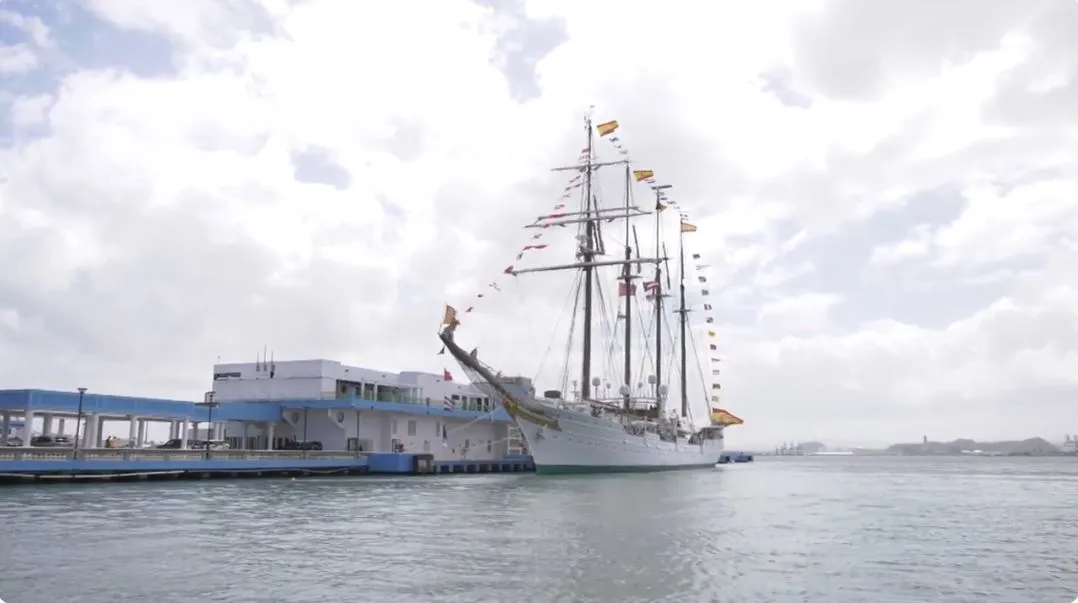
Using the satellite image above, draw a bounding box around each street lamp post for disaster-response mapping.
[73,387,87,459]
[302,406,309,443]
[196,392,219,459]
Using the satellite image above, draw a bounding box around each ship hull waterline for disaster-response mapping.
[511,402,724,475]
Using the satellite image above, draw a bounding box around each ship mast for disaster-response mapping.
[512,116,659,403]
[621,163,633,410]
[678,219,689,418]
[581,117,596,400]
[653,185,671,417]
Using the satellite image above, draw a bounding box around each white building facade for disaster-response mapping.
[212,359,527,461]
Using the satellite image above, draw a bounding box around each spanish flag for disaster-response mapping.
[442,304,458,326]
[710,408,743,426]
[596,120,619,137]
[632,169,654,182]
[681,221,698,233]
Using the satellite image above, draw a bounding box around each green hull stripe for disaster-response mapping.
[535,463,717,475]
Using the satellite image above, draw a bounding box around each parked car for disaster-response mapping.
[31,435,73,447]
[155,439,229,450]
[280,440,323,451]
[3,436,23,447]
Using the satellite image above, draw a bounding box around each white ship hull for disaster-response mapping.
[512,401,723,474]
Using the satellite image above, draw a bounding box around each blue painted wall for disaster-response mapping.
[0,389,511,423]
[0,457,369,474]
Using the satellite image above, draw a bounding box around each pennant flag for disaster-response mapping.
[698,276,707,283]
[711,357,721,362]
[442,305,458,326]
[703,303,712,311]
[596,120,619,137]
[711,395,720,403]
[701,289,710,296]
[706,317,715,323]
[710,408,744,426]
[443,396,455,411]
[709,344,717,351]
[618,282,638,296]
[712,383,721,390]
[712,369,720,375]
[708,330,717,337]
[633,169,654,182]
[692,253,701,260]
[681,222,698,233]
[443,368,454,382]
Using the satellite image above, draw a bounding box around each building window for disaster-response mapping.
[407,420,417,436]
[350,438,372,452]
[391,420,398,434]
[487,440,492,453]
[451,394,460,401]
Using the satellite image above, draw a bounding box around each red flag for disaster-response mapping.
[618,282,637,296]
[443,369,453,382]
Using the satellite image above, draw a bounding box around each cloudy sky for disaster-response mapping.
[2,0,1077,449]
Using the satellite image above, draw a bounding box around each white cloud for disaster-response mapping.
[2,0,1078,449]
[0,9,51,48]
[0,43,38,74]
[757,293,842,334]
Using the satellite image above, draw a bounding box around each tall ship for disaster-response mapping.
[438,116,743,474]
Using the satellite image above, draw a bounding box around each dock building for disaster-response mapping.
[0,358,535,481]
[210,358,528,459]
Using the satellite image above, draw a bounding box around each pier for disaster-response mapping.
[0,448,535,483]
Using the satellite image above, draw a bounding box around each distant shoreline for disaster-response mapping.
[752,436,1077,457]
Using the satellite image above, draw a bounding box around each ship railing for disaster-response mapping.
[0,448,367,462]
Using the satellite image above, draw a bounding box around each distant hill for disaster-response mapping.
[800,441,826,454]
[887,437,1058,456]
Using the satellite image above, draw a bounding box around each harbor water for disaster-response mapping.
[1,456,1075,603]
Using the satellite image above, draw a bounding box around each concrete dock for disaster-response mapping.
[0,448,535,484]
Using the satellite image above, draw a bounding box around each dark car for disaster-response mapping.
[156,438,228,450]
[31,435,73,447]
[280,440,323,451]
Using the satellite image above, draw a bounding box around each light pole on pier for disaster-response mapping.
[73,387,87,458]
[196,391,219,459]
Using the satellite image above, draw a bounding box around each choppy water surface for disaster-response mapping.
[1,456,1076,603]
